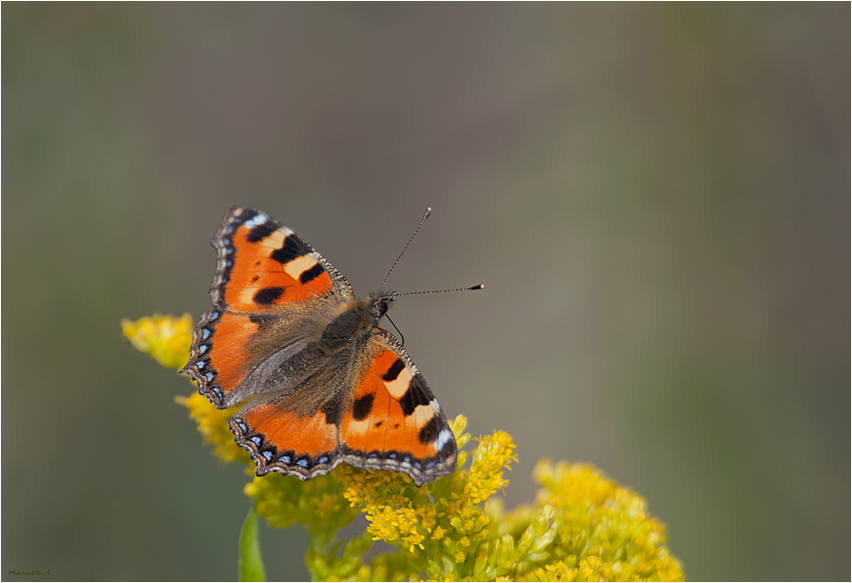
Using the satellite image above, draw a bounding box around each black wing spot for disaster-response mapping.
[246,219,277,243]
[375,421,383,428]
[399,379,430,417]
[382,358,406,382]
[253,286,284,305]
[238,208,259,223]
[440,436,457,457]
[352,393,375,421]
[271,234,310,264]
[418,417,439,445]
[300,263,324,284]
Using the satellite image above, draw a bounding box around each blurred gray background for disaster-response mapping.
[3,3,849,581]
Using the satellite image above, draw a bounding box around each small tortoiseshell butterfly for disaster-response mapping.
[181,206,459,486]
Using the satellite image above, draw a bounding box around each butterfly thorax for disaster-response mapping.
[321,292,395,349]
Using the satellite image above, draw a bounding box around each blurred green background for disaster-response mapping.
[3,3,848,581]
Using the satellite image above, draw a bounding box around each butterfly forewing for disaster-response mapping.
[338,329,457,486]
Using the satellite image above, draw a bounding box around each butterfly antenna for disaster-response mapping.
[389,285,484,346]
[395,284,485,297]
[380,207,432,290]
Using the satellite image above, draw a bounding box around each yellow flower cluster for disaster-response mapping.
[244,472,359,539]
[121,313,194,369]
[179,392,246,463]
[123,313,685,582]
[496,461,685,581]
[318,416,519,581]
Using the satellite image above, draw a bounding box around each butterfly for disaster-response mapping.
[181,206,458,486]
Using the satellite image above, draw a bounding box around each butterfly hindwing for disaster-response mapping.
[230,403,341,480]
[228,328,457,486]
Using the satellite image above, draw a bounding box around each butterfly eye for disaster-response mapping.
[372,297,391,319]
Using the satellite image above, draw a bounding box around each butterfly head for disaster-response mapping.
[369,291,397,321]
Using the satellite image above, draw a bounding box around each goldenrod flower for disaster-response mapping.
[121,313,193,369]
[124,312,685,581]
[178,392,245,463]
[432,525,447,541]
[244,472,358,538]
[500,461,685,582]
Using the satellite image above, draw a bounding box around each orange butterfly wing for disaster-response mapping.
[183,206,457,486]
[181,206,352,408]
[229,327,457,486]
[338,329,456,484]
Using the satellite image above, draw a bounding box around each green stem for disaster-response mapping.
[239,506,266,582]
